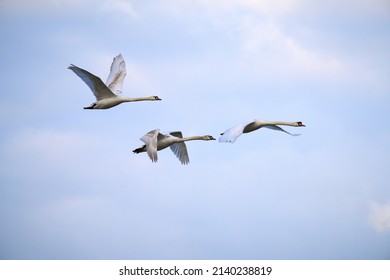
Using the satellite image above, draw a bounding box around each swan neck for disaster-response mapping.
[123,97,148,102]
[121,96,157,103]
[178,136,204,142]
[265,121,296,126]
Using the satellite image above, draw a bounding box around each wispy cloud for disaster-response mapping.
[153,0,351,84]
[100,0,138,20]
[0,0,138,18]
[235,19,348,82]
[0,0,88,15]
[369,201,390,233]
[197,0,298,17]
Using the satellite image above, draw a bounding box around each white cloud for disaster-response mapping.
[0,0,87,14]
[0,0,138,18]
[369,201,390,233]
[100,0,138,20]
[157,0,348,84]
[236,19,348,82]
[297,0,390,19]
[197,0,297,17]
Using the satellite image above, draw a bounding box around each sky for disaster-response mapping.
[0,0,390,260]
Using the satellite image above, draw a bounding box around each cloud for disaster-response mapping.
[235,19,348,82]
[100,0,138,20]
[154,0,348,85]
[0,0,138,18]
[197,0,297,17]
[296,0,390,19]
[369,201,390,233]
[0,0,87,15]
[155,0,387,91]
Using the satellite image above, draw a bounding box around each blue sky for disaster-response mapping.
[1,0,390,259]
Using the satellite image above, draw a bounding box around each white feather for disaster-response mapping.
[106,54,127,95]
[219,119,305,143]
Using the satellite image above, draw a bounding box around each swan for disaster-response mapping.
[133,129,216,164]
[219,119,305,143]
[68,54,161,109]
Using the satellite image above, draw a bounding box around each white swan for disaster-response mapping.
[68,54,161,109]
[219,119,305,143]
[133,129,216,164]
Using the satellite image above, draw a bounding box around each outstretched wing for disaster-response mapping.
[141,129,160,162]
[68,64,115,101]
[263,125,301,136]
[168,132,189,165]
[106,54,127,95]
[219,120,256,143]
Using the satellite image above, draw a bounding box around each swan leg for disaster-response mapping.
[83,103,97,109]
[133,145,146,154]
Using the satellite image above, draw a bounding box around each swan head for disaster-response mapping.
[296,121,305,127]
[203,135,216,141]
[153,96,161,100]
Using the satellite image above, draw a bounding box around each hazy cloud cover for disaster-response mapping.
[0,0,389,259]
[370,201,390,233]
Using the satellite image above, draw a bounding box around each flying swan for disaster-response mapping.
[133,129,216,164]
[68,54,161,109]
[219,119,305,143]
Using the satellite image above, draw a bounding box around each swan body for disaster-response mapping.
[219,119,305,143]
[133,129,216,164]
[68,54,161,109]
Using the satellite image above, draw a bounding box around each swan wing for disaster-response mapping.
[106,54,127,95]
[141,129,159,162]
[263,125,301,136]
[68,64,115,101]
[170,143,189,165]
[219,120,256,143]
[169,131,183,138]
[168,132,189,165]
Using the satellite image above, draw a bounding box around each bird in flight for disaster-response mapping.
[68,54,161,109]
[219,119,305,143]
[133,129,216,164]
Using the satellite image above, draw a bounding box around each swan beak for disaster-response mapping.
[154,96,162,100]
[210,136,216,140]
[297,122,305,127]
